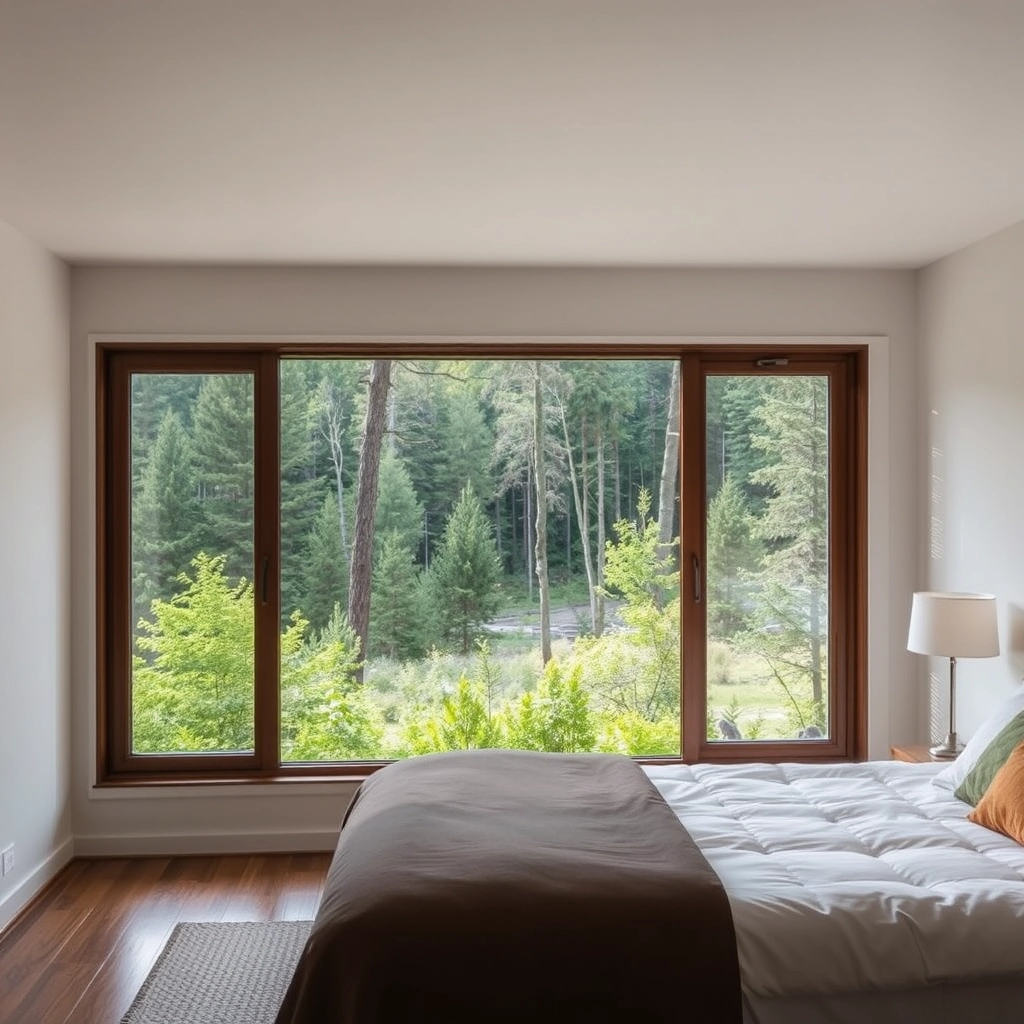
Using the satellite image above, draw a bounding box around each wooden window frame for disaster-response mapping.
[677,349,867,764]
[96,340,867,783]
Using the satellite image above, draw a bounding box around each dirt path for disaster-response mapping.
[488,602,624,638]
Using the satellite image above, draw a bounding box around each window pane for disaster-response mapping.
[705,374,829,743]
[129,372,256,754]
[278,358,680,762]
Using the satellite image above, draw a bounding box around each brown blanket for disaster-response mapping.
[275,750,741,1024]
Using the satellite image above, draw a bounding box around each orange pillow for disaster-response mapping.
[968,739,1024,844]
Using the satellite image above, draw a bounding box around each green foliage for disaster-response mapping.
[133,557,382,759]
[302,492,349,633]
[488,361,569,590]
[130,373,203,482]
[550,490,682,751]
[706,375,773,513]
[440,396,495,512]
[571,623,680,724]
[369,532,431,660]
[280,605,384,761]
[373,450,425,558]
[132,553,256,752]
[389,362,494,559]
[124,357,844,759]
[601,488,678,613]
[279,360,327,626]
[404,675,504,753]
[616,360,676,522]
[401,641,597,755]
[191,374,255,583]
[431,483,502,652]
[707,640,737,687]
[706,475,762,639]
[595,711,679,757]
[402,640,502,753]
[741,376,830,710]
[503,659,596,753]
[132,410,203,619]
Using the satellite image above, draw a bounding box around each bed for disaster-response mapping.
[647,757,1024,1023]
[275,709,1024,1024]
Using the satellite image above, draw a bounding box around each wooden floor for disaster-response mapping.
[0,853,332,1024]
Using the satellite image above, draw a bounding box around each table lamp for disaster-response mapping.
[907,591,1000,759]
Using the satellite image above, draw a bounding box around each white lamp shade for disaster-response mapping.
[907,592,1000,658]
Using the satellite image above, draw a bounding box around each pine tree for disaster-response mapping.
[373,450,425,560]
[388,361,450,555]
[132,410,203,624]
[708,375,773,513]
[431,483,502,653]
[279,360,326,624]
[280,605,382,761]
[706,475,761,639]
[369,532,429,660]
[303,492,349,633]
[130,374,202,484]
[439,394,494,515]
[348,359,392,681]
[191,374,255,584]
[746,376,829,712]
[503,659,596,752]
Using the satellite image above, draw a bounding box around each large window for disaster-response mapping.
[98,343,865,780]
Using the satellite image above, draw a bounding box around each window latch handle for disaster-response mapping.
[692,553,701,603]
[260,554,270,604]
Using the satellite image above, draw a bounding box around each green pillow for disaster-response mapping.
[955,710,1024,806]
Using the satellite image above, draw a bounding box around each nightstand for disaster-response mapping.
[890,744,944,763]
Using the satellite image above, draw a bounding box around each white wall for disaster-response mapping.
[919,219,1024,741]
[69,265,918,854]
[0,220,72,929]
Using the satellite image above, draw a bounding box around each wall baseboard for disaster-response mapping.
[0,836,76,936]
[73,829,338,858]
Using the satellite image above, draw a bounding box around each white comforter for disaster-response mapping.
[644,760,1024,1012]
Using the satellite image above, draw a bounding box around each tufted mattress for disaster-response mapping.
[645,759,1024,1024]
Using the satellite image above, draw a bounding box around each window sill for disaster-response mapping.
[90,775,362,799]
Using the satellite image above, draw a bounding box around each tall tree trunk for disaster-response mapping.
[657,361,681,549]
[386,383,397,455]
[321,385,350,571]
[613,438,622,522]
[494,499,502,566]
[524,476,534,600]
[558,402,599,632]
[509,489,517,572]
[533,363,552,664]
[565,487,572,574]
[347,359,392,682]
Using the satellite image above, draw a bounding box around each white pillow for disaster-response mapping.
[932,685,1024,790]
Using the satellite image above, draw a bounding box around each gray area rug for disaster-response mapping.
[121,920,312,1024]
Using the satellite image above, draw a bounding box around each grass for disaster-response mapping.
[363,629,821,748]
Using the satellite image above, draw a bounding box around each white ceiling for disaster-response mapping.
[2,0,1024,268]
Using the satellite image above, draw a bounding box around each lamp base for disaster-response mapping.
[929,734,964,760]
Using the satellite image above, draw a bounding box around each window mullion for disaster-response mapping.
[679,354,706,761]
[254,353,281,772]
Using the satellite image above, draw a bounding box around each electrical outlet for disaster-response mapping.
[1,845,13,877]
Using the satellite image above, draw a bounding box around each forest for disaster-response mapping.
[127,358,829,761]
